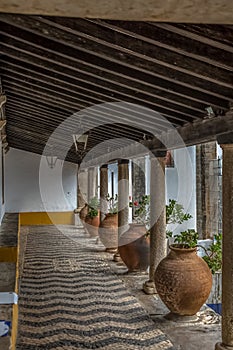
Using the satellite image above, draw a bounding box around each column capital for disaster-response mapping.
[118,159,129,165]
[150,150,167,158]
[217,132,233,146]
[220,144,233,150]
[100,164,108,169]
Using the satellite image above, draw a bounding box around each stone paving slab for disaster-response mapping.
[16,225,175,350]
[0,213,18,247]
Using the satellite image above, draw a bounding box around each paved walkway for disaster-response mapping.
[0,213,18,246]
[16,225,175,350]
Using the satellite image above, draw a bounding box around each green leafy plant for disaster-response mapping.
[106,193,118,214]
[173,229,199,248]
[166,199,192,238]
[202,233,222,274]
[87,196,99,219]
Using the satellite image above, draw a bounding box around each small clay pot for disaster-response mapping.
[154,245,212,316]
[85,212,100,237]
[99,213,118,252]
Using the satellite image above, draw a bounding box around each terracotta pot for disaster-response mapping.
[85,212,100,237]
[99,213,118,252]
[118,224,149,272]
[154,245,212,316]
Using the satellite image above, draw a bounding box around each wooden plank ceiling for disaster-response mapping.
[0,14,232,163]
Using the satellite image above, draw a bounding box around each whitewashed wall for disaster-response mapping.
[166,146,196,234]
[5,148,77,212]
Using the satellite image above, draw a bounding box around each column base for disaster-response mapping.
[165,312,198,322]
[143,280,156,295]
[113,252,121,262]
[105,247,118,254]
[74,208,82,213]
[215,343,233,349]
[74,211,82,226]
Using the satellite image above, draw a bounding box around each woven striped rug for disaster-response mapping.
[16,225,175,350]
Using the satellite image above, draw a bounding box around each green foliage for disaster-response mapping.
[106,193,118,214]
[87,196,99,219]
[174,229,198,248]
[202,233,222,274]
[166,199,192,238]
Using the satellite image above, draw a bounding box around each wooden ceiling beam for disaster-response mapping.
[2,73,202,121]
[143,111,233,151]
[0,15,232,89]
[1,23,232,101]
[0,0,232,24]
[1,65,208,116]
[1,42,231,108]
[4,87,185,130]
[6,107,152,145]
[50,17,233,69]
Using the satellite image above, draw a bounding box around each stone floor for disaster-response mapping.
[15,225,221,350]
[0,213,18,247]
[16,225,175,349]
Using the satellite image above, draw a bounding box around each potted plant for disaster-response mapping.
[99,194,118,253]
[202,233,222,312]
[202,233,222,274]
[118,195,150,272]
[154,207,213,318]
[84,196,100,237]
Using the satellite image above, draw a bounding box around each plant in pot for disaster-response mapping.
[99,194,118,253]
[154,203,213,319]
[202,233,222,312]
[118,195,150,273]
[84,196,100,237]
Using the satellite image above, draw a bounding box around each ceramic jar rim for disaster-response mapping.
[169,244,197,253]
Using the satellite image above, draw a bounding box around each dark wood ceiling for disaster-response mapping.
[0,14,232,163]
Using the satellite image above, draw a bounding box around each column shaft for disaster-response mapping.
[77,169,88,209]
[216,144,233,349]
[118,160,129,236]
[100,165,108,222]
[87,167,97,202]
[143,155,166,294]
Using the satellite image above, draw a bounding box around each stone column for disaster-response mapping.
[196,142,217,239]
[115,159,129,261]
[74,167,88,226]
[132,157,146,217]
[87,166,97,203]
[100,164,108,222]
[77,168,88,209]
[143,152,166,294]
[215,144,233,350]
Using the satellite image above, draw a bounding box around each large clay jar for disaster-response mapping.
[154,245,212,316]
[85,211,100,237]
[99,213,118,253]
[118,224,149,272]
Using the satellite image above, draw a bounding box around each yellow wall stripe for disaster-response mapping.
[20,211,74,225]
